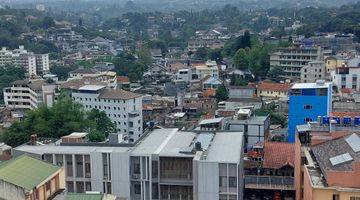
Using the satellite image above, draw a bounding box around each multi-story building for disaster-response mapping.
[71,85,143,143]
[309,34,355,53]
[224,111,270,151]
[0,46,49,76]
[3,79,57,110]
[325,55,348,74]
[14,128,244,200]
[300,61,326,83]
[331,58,360,91]
[288,81,332,142]
[294,118,360,200]
[270,46,322,77]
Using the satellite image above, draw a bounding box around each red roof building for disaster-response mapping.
[263,142,295,169]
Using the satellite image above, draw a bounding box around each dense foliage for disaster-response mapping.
[254,103,287,127]
[1,96,116,147]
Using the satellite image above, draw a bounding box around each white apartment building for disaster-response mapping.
[71,85,143,142]
[175,68,192,83]
[300,60,326,83]
[0,46,50,76]
[3,79,56,110]
[270,46,323,77]
[192,60,219,80]
[14,128,244,200]
[331,59,360,91]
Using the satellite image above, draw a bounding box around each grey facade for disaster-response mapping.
[14,128,244,200]
[300,61,326,83]
[224,116,270,151]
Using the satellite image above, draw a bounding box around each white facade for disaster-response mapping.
[331,66,360,91]
[0,46,50,76]
[176,68,191,83]
[193,61,219,80]
[72,85,143,142]
[3,79,55,110]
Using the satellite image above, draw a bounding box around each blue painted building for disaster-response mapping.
[288,81,332,142]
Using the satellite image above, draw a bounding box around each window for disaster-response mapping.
[304,105,312,110]
[219,176,227,187]
[129,121,134,127]
[229,177,237,187]
[350,197,360,200]
[134,183,141,194]
[332,194,339,200]
[304,118,312,123]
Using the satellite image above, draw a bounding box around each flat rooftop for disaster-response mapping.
[15,144,130,155]
[204,132,243,163]
[291,82,331,89]
[132,128,197,158]
[78,85,106,91]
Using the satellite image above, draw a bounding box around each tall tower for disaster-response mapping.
[288,80,332,142]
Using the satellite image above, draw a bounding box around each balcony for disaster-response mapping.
[244,175,294,190]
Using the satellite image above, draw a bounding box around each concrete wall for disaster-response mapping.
[196,161,219,200]
[110,152,130,199]
[0,180,26,200]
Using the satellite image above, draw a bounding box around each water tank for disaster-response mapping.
[333,116,340,124]
[343,117,351,125]
[354,117,360,125]
[322,116,330,125]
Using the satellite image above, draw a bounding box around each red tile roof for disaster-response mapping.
[331,111,360,118]
[257,82,291,92]
[117,76,130,83]
[263,142,295,169]
[340,88,352,94]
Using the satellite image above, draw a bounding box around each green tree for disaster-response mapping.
[194,47,208,60]
[137,46,153,66]
[233,48,248,70]
[207,48,223,62]
[2,96,115,146]
[42,16,55,29]
[88,130,106,142]
[215,84,229,102]
[267,66,285,82]
[87,109,116,137]
[0,66,26,104]
[50,65,77,81]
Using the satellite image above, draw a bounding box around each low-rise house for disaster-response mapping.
[244,142,295,198]
[202,76,222,90]
[117,76,130,90]
[219,98,262,110]
[164,112,187,127]
[0,155,65,200]
[228,85,256,99]
[224,110,270,150]
[257,81,290,99]
[192,60,219,80]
